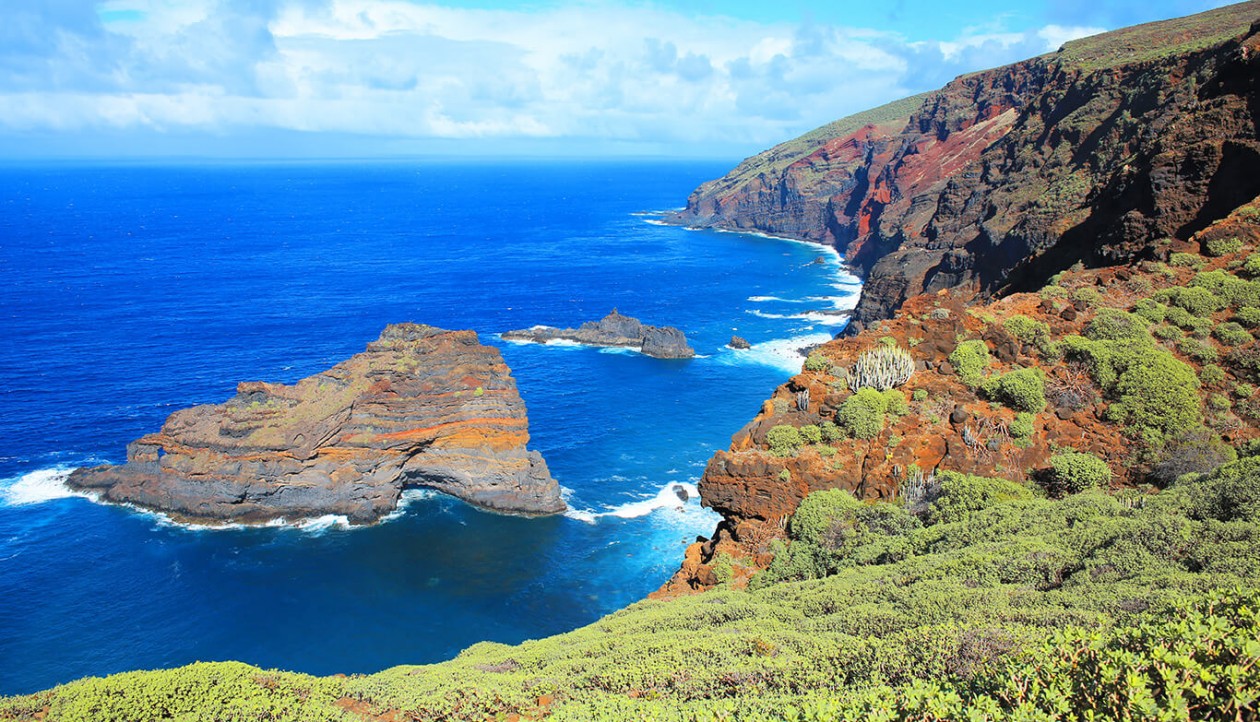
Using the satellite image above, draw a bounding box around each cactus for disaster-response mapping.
[898,464,939,511]
[849,345,915,391]
[795,389,810,411]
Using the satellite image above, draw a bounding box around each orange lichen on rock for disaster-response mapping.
[69,323,564,524]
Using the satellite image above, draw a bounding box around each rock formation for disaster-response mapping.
[670,3,1260,335]
[656,3,1260,596]
[503,309,695,359]
[68,323,565,524]
[729,336,751,350]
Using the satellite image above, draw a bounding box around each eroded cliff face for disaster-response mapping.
[658,2,1260,596]
[69,323,565,524]
[671,2,1260,334]
[656,197,1260,594]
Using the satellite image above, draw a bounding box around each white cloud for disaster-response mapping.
[0,1,1120,154]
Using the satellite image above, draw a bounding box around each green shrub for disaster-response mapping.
[986,367,1046,412]
[1190,270,1260,308]
[1163,304,1196,329]
[1245,253,1260,277]
[927,470,1033,524]
[1085,308,1149,341]
[1154,285,1226,317]
[818,421,843,442]
[1010,412,1035,440]
[1176,337,1219,362]
[1235,306,1260,327]
[1105,351,1202,438]
[1152,323,1182,340]
[1205,237,1244,256]
[948,339,991,387]
[766,425,804,456]
[799,424,822,444]
[1214,322,1253,346]
[1048,451,1112,494]
[1237,383,1255,398]
[1200,363,1226,385]
[837,388,890,440]
[1208,393,1231,411]
[816,444,837,457]
[1179,456,1260,522]
[788,489,864,546]
[777,468,792,482]
[881,389,908,416]
[1003,315,1050,345]
[911,388,928,402]
[1131,298,1167,324]
[1168,252,1203,268]
[803,354,830,372]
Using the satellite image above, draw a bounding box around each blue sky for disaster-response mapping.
[0,0,1240,159]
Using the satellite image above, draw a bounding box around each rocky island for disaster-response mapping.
[502,309,695,358]
[67,323,565,524]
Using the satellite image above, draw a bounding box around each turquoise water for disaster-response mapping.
[0,161,857,694]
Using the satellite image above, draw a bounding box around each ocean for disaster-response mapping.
[0,160,858,695]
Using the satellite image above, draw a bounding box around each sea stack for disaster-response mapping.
[68,323,565,524]
[503,309,695,359]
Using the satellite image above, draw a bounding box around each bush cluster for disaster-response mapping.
[1204,237,1244,256]
[948,339,991,387]
[1154,285,1226,317]
[837,388,905,440]
[803,353,831,372]
[1085,308,1149,341]
[766,425,804,456]
[1059,334,1202,440]
[983,367,1046,412]
[928,470,1034,524]
[1047,451,1112,494]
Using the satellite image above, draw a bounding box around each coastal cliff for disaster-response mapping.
[659,2,1260,594]
[670,1,1260,334]
[68,323,564,524]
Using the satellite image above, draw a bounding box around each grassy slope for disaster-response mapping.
[5,469,1260,720]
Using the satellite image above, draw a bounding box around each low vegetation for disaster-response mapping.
[7,451,1260,721]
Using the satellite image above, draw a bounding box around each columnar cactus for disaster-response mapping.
[849,345,915,391]
[795,389,810,411]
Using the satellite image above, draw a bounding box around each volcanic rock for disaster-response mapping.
[503,309,695,359]
[729,336,752,350]
[669,3,1260,333]
[68,323,565,524]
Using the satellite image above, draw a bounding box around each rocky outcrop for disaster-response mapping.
[656,197,1260,597]
[670,3,1260,334]
[68,323,565,524]
[503,309,695,359]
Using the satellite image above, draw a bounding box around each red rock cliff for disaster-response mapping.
[671,2,1260,334]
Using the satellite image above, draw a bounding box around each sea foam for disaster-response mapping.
[565,481,708,524]
[1,468,90,506]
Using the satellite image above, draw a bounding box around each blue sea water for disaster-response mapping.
[0,160,858,695]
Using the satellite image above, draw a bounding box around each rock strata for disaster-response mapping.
[503,309,695,359]
[670,3,1260,334]
[68,323,565,524]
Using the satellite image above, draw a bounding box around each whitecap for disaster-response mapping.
[717,332,835,374]
[1,468,94,506]
[565,482,711,524]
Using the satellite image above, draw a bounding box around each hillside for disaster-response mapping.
[6,4,1260,721]
[670,1,1260,335]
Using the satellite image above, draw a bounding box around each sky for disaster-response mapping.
[0,0,1241,159]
